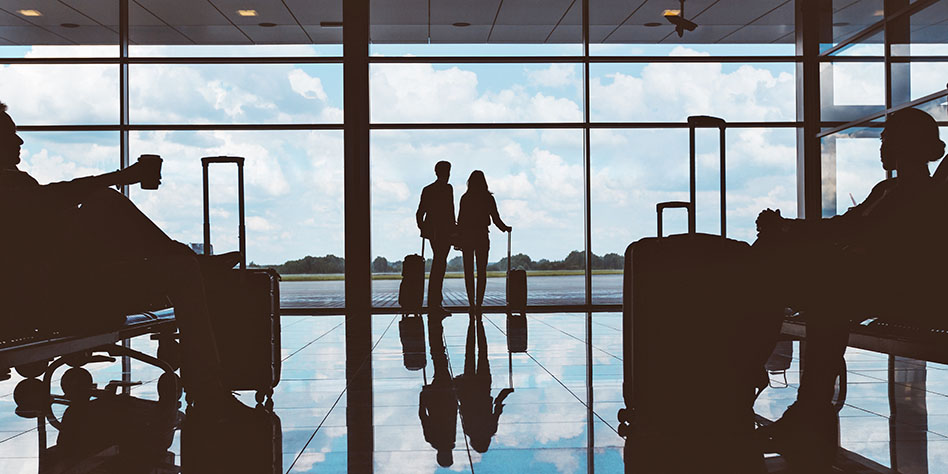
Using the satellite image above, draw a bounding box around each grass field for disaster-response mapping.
[279,269,623,282]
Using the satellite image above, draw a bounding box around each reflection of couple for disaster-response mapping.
[416,161,512,317]
[418,315,513,467]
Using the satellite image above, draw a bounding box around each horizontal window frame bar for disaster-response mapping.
[817,88,948,138]
[369,55,801,64]
[16,123,344,132]
[371,121,802,130]
[0,56,343,65]
[281,303,623,316]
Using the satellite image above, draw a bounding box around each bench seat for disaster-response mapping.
[0,309,176,372]
[781,316,948,365]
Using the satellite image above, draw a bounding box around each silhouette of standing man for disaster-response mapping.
[416,161,456,318]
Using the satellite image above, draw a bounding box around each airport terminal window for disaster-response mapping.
[14,131,120,183]
[370,129,585,307]
[0,64,119,125]
[369,63,584,124]
[129,64,343,125]
[589,62,797,123]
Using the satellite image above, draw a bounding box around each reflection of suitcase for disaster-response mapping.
[399,314,427,370]
[399,239,426,314]
[202,156,281,404]
[181,406,282,474]
[618,119,781,472]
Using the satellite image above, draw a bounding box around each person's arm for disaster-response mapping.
[42,163,147,208]
[449,184,457,226]
[416,188,427,231]
[489,195,511,232]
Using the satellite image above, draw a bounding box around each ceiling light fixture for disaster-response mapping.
[18,9,42,17]
[663,0,697,38]
[237,9,258,17]
[259,22,277,27]
[873,10,884,16]
[644,22,662,27]
[452,22,470,27]
[61,23,80,28]
[319,21,343,27]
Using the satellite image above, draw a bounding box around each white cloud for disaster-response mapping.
[247,215,275,232]
[288,69,329,101]
[528,63,579,88]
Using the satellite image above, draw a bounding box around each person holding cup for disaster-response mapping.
[0,101,247,420]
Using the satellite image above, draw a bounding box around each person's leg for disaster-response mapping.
[463,249,476,312]
[475,243,489,309]
[428,238,450,311]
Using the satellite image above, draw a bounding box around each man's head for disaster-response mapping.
[434,160,451,181]
[880,108,945,171]
[0,101,23,169]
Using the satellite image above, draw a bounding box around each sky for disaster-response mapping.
[1,43,945,266]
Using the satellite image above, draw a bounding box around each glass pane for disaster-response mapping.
[821,129,884,218]
[590,0,795,55]
[128,0,342,55]
[590,63,796,122]
[371,129,585,308]
[826,0,884,55]
[130,64,343,124]
[903,0,948,56]
[0,64,119,125]
[370,63,583,123]
[0,0,118,58]
[15,131,119,183]
[128,130,344,309]
[370,0,582,56]
[911,62,948,102]
[590,128,797,304]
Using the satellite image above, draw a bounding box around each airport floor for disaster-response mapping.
[0,313,947,473]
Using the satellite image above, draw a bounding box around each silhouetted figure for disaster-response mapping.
[416,161,456,318]
[419,316,458,467]
[456,170,511,314]
[755,108,946,469]
[454,314,513,454]
[0,102,247,419]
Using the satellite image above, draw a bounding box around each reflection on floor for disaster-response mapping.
[0,313,946,472]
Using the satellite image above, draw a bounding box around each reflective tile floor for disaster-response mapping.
[0,313,947,472]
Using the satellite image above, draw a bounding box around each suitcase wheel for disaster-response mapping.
[255,388,273,406]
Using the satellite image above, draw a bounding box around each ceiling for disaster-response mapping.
[0,0,943,47]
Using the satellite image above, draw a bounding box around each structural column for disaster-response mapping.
[795,0,824,221]
[343,0,373,470]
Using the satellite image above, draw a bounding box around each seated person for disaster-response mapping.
[0,101,246,418]
[755,107,946,468]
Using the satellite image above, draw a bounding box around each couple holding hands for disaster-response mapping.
[416,161,511,318]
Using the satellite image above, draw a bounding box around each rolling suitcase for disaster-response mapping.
[505,231,528,353]
[399,238,426,314]
[617,117,781,473]
[181,404,282,474]
[201,156,281,405]
[399,315,427,371]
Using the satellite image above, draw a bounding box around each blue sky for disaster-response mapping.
[2,44,945,265]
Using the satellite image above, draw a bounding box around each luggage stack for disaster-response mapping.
[201,156,282,406]
[616,117,782,473]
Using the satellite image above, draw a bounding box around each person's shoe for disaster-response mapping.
[757,402,838,471]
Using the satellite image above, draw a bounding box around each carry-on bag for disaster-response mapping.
[505,231,528,352]
[399,313,427,370]
[617,116,781,473]
[399,238,426,314]
[201,156,281,404]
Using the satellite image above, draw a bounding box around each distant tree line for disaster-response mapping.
[259,251,623,275]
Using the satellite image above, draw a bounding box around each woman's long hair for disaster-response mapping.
[467,170,491,195]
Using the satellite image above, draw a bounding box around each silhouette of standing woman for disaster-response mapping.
[456,171,511,315]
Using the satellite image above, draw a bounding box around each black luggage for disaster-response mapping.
[181,405,282,473]
[399,239,426,314]
[399,314,427,370]
[505,231,528,352]
[201,156,281,404]
[617,117,781,473]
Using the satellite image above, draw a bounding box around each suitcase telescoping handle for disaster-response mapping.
[507,229,512,274]
[656,201,693,238]
[687,115,727,237]
[202,156,246,270]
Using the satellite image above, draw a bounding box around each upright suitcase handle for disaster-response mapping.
[656,201,693,237]
[507,229,512,274]
[202,156,246,270]
[686,115,727,237]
